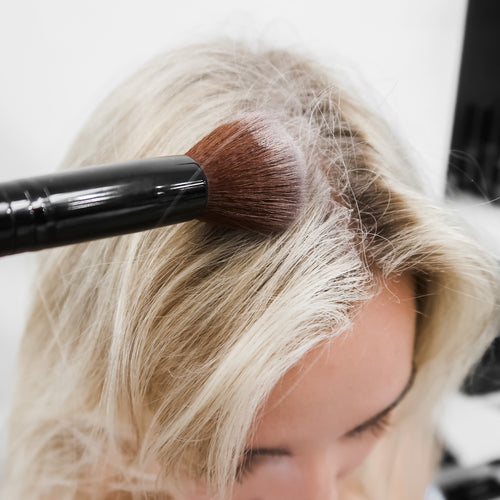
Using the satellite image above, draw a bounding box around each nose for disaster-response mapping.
[301,450,339,500]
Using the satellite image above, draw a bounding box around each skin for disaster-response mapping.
[207,274,416,500]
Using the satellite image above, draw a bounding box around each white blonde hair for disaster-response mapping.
[2,37,499,500]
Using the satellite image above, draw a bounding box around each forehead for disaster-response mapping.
[248,276,417,450]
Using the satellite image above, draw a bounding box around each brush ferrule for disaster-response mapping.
[0,155,207,255]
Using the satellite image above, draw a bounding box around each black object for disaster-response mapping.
[437,462,500,500]
[446,0,500,202]
[443,478,500,500]
[462,335,500,395]
[0,156,207,256]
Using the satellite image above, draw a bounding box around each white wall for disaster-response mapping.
[0,0,470,431]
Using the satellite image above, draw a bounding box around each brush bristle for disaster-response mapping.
[185,113,307,233]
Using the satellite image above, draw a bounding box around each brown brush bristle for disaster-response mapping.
[185,113,307,233]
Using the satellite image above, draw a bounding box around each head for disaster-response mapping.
[2,38,499,500]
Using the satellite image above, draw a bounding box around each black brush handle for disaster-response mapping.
[0,155,207,256]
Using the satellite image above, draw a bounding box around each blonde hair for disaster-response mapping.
[2,37,499,500]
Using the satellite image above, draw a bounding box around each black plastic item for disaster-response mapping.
[440,449,459,468]
[437,463,500,500]
[441,477,500,500]
[0,156,207,256]
[462,335,500,395]
[446,0,500,202]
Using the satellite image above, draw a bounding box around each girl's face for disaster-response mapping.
[189,275,416,500]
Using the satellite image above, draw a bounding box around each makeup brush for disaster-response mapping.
[0,113,306,256]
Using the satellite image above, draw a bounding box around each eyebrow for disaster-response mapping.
[242,362,417,460]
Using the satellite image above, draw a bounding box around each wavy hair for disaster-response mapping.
[1,37,499,499]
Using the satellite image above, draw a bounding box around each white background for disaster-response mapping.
[0,0,499,461]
